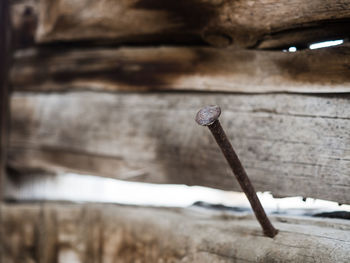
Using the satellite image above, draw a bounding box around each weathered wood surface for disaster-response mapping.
[0,0,11,199]
[10,0,350,48]
[10,0,38,49]
[257,22,350,49]
[10,44,350,93]
[17,0,348,48]
[8,91,350,204]
[1,203,350,263]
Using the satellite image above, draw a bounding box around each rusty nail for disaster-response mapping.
[195,105,278,238]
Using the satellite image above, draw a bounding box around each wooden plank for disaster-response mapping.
[8,91,350,204]
[0,204,42,263]
[1,203,350,262]
[10,44,350,94]
[0,0,11,200]
[11,1,350,50]
[257,22,350,50]
[20,0,347,48]
[10,0,38,49]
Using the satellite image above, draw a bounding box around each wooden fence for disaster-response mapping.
[1,0,350,262]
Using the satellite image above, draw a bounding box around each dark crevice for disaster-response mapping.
[192,201,251,213]
[256,19,350,51]
[313,211,350,220]
[28,34,350,53]
[35,37,210,50]
[193,201,350,220]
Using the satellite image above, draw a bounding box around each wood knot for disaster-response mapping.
[202,31,232,47]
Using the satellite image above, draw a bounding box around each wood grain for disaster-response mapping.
[1,203,350,263]
[0,204,41,263]
[9,0,350,48]
[0,0,11,200]
[10,44,350,93]
[33,0,350,48]
[8,91,350,204]
[10,0,38,49]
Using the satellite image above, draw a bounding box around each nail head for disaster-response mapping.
[195,105,221,126]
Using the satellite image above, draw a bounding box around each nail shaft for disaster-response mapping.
[196,106,278,238]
